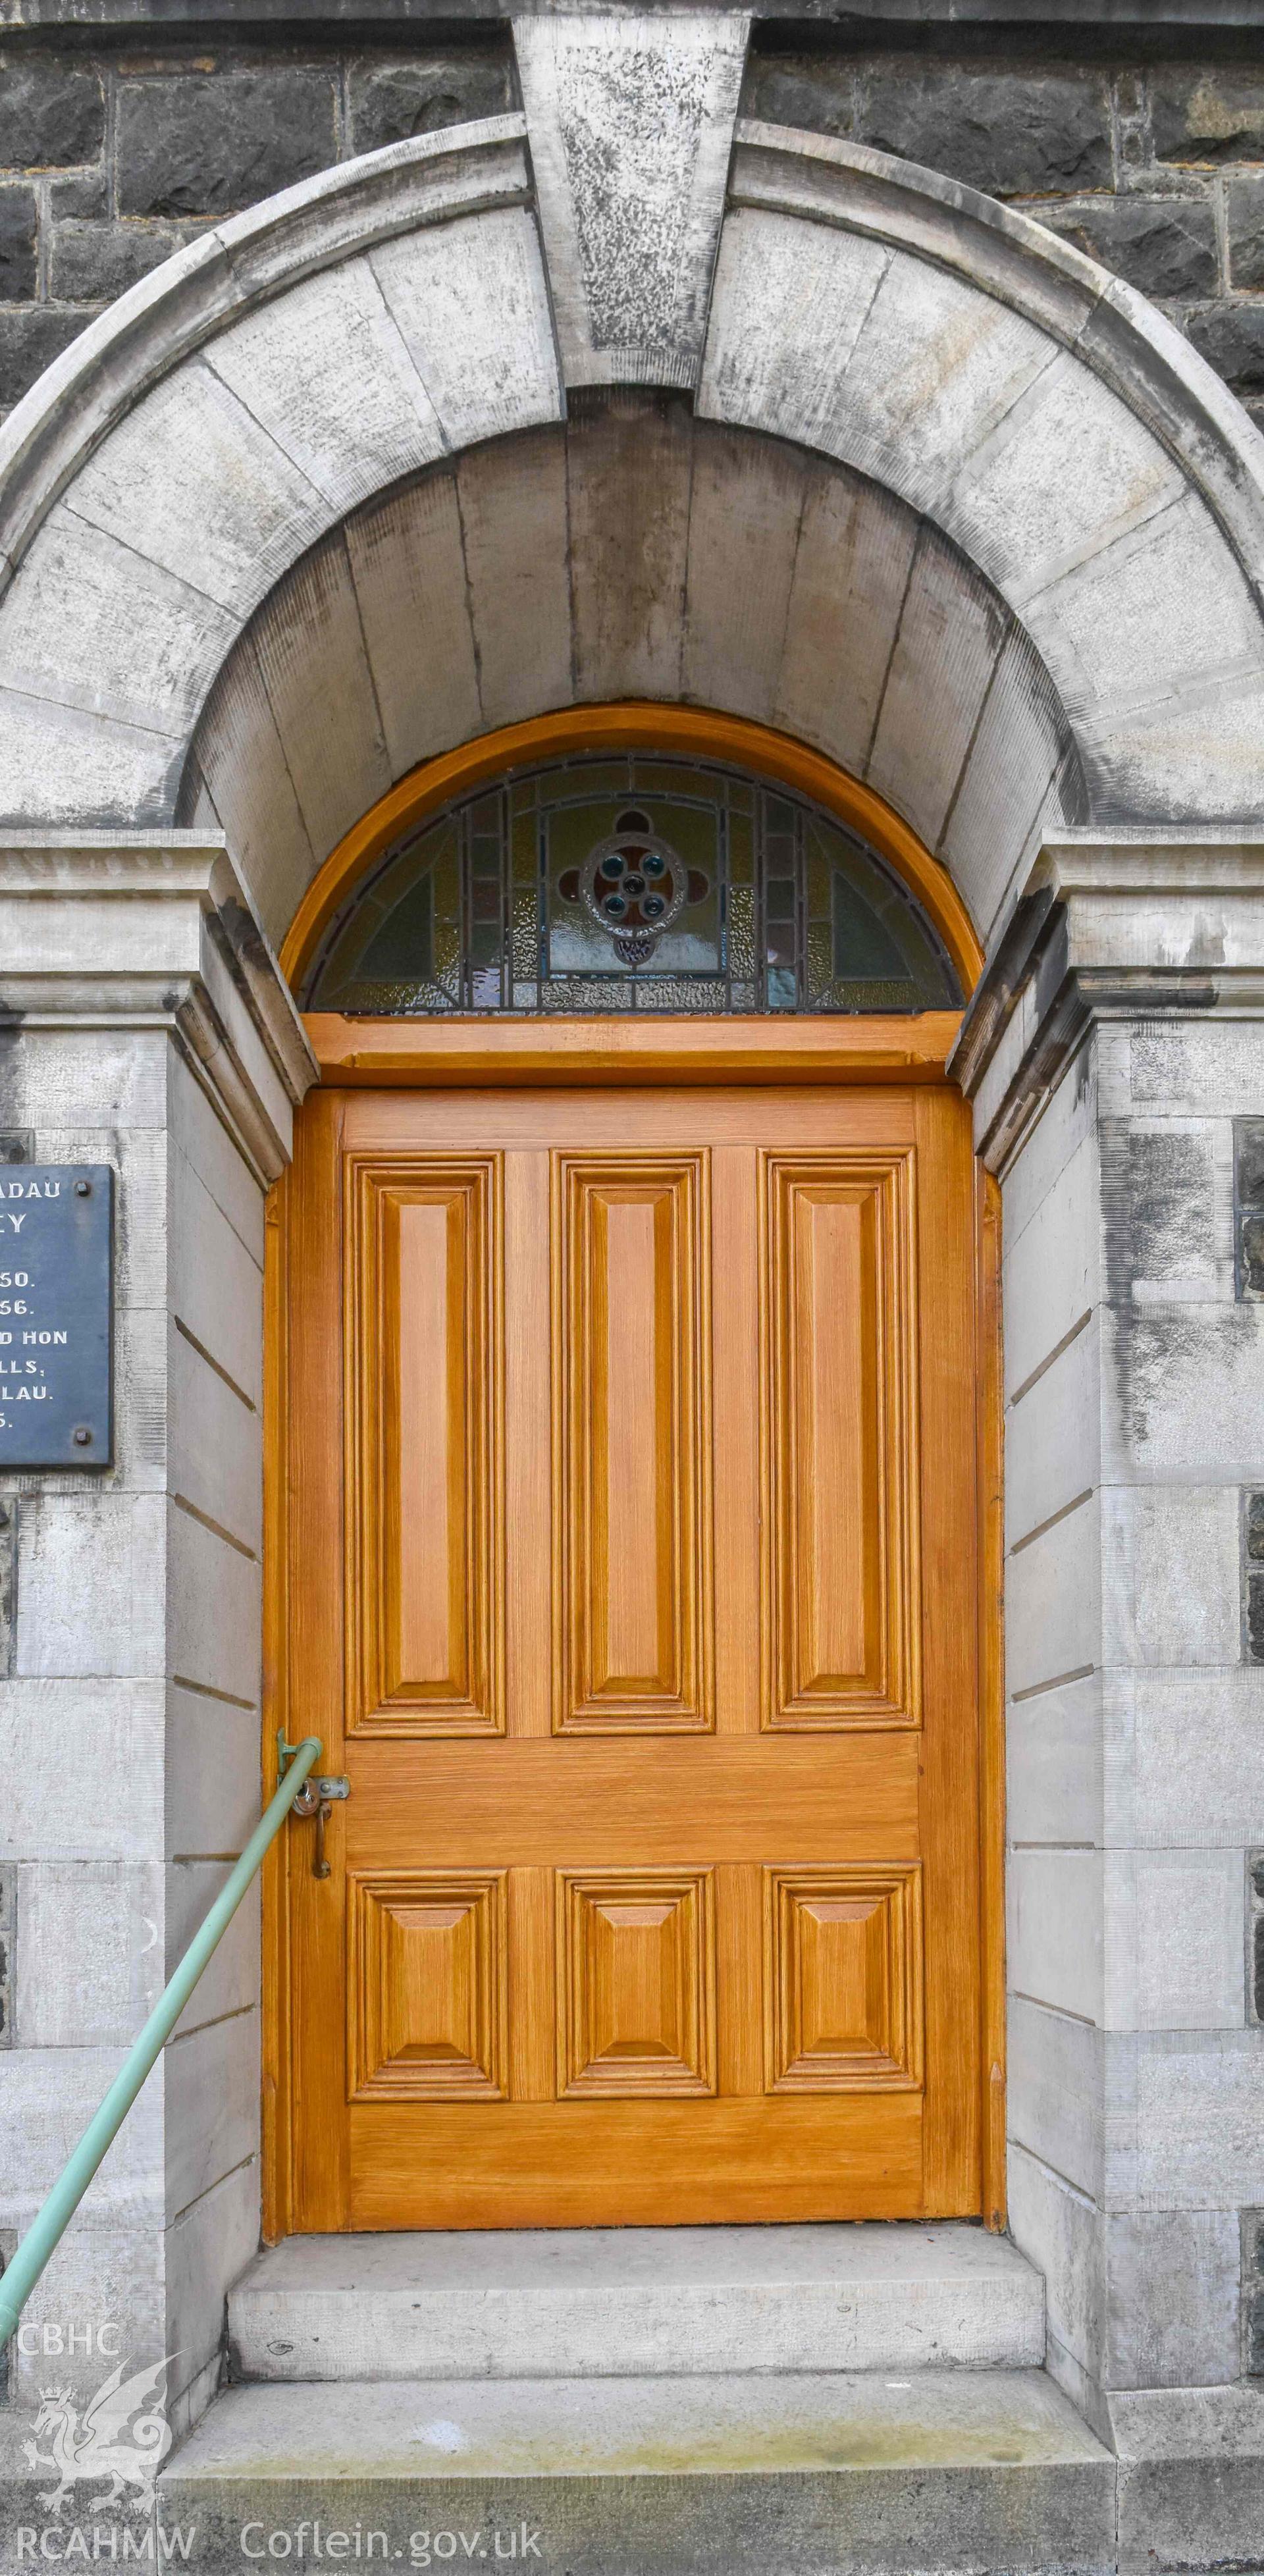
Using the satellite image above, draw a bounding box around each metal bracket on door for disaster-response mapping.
[292,1775,350,1878]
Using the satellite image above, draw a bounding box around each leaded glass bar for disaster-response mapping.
[305,755,961,1016]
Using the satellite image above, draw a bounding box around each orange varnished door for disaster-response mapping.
[284,1070,982,2225]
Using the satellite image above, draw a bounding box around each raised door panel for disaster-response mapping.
[558,1868,716,2097]
[765,1864,923,2091]
[553,1155,712,1731]
[348,1868,508,2099]
[762,1152,918,1727]
[346,1156,503,1733]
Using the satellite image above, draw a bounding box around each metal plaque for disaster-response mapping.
[0,1167,113,1468]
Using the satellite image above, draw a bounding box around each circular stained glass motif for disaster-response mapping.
[558,808,711,964]
[303,750,963,1018]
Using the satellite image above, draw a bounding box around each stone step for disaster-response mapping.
[161,2367,1113,2575]
[228,2224,1045,2382]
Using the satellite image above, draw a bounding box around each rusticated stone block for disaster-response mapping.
[1113,68,1150,186]
[1236,1119,1264,1207]
[1242,1214,1264,1302]
[741,53,855,142]
[117,70,338,219]
[1248,1853,1264,2018]
[0,183,37,302]
[50,217,182,304]
[0,54,104,171]
[348,50,515,156]
[49,167,108,223]
[1186,299,1264,400]
[1230,171,1264,291]
[1248,1504,1264,1665]
[746,55,1113,197]
[1039,194,1219,300]
[1153,67,1264,166]
[1234,1115,1264,1297]
[0,303,89,410]
[1244,2209,1264,2373]
[0,1500,16,1680]
[853,65,1111,198]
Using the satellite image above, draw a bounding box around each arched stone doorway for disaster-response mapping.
[1,16,1262,2490]
[265,706,989,2241]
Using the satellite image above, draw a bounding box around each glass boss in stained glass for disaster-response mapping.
[304,754,961,1016]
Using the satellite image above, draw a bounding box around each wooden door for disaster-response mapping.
[280,1071,984,2226]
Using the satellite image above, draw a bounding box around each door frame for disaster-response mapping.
[260,707,1003,2242]
[261,1018,1006,2243]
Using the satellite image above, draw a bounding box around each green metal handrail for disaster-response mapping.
[0,1733,322,2350]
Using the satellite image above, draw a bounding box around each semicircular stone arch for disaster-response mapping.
[182,407,1083,957]
[0,68,1260,961]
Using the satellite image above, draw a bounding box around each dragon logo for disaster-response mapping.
[23,2355,172,2515]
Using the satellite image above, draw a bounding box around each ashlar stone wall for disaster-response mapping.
[0,841,313,2436]
[955,839,1264,2522]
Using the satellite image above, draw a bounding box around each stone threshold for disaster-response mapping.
[228,2222,1046,2382]
[160,2365,1114,2576]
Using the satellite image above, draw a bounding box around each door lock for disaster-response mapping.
[292,1775,350,1878]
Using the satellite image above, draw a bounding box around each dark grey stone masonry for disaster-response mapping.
[1236,1115,1264,1298]
[0,35,515,407]
[116,68,340,219]
[1244,2205,1264,2373]
[1245,1498,1264,1664]
[3,25,1264,424]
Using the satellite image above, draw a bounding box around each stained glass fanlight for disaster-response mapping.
[303,754,962,1016]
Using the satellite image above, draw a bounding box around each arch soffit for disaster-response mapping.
[184,411,1076,958]
[0,48,1259,937]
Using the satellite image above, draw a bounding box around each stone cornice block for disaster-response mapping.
[0,833,317,1184]
[1036,833,1264,972]
[951,831,1264,1172]
[514,11,749,390]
